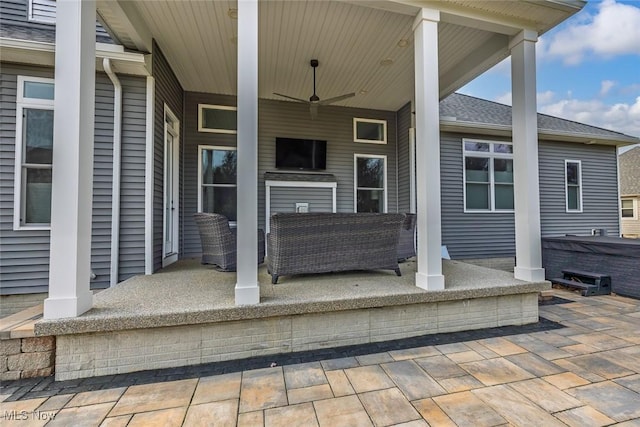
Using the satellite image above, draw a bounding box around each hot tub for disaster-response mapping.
[542,236,640,299]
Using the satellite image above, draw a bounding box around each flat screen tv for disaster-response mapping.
[275,137,327,170]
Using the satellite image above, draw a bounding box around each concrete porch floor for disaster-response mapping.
[35,259,547,336]
[2,289,640,426]
[33,259,549,381]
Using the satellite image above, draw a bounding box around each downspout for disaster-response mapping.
[103,58,122,287]
[616,146,623,237]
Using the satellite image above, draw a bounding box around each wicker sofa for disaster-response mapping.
[267,212,406,284]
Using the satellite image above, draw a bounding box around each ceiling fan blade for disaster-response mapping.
[273,92,309,103]
[319,92,356,105]
[310,103,319,120]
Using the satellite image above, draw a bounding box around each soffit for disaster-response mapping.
[107,0,580,111]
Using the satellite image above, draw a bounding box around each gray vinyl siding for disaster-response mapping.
[396,102,412,213]
[440,133,515,259]
[258,99,397,228]
[181,93,398,258]
[0,64,147,294]
[0,65,53,294]
[440,133,621,260]
[539,141,620,237]
[1,0,54,30]
[0,0,110,40]
[181,92,236,259]
[118,76,148,280]
[91,74,116,288]
[152,41,184,271]
[270,187,334,214]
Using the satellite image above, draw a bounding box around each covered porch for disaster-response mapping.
[36,260,548,380]
[44,0,582,319]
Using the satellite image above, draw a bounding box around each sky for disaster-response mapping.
[458,0,640,153]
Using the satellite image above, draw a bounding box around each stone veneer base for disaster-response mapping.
[54,292,539,380]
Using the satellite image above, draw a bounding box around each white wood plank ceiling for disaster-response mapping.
[118,0,579,112]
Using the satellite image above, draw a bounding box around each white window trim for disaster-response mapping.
[197,145,237,222]
[198,104,237,134]
[621,198,637,220]
[353,118,387,144]
[565,159,583,213]
[13,76,55,231]
[462,138,514,213]
[28,0,56,24]
[354,153,388,213]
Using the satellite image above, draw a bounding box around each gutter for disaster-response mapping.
[0,38,151,75]
[103,58,122,287]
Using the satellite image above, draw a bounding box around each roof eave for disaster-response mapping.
[440,119,640,147]
[0,37,151,76]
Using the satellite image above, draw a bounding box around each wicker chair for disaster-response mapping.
[193,213,265,272]
[397,213,416,262]
[267,212,405,284]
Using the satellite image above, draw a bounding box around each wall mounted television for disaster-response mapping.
[275,137,327,170]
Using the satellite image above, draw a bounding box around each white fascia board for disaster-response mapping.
[0,37,150,76]
[395,0,584,35]
[440,119,640,147]
[0,38,55,67]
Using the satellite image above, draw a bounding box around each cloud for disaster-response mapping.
[539,96,640,137]
[494,91,512,105]
[543,0,640,65]
[537,90,556,105]
[491,90,556,107]
[599,80,616,97]
[620,83,640,96]
[489,91,640,137]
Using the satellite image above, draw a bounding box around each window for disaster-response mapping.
[198,146,237,221]
[565,160,582,212]
[198,104,237,134]
[621,199,636,219]
[463,140,513,212]
[354,154,387,212]
[14,76,55,230]
[354,118,387,144]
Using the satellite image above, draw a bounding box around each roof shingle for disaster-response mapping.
[620,147,640,196]
[440,93,637,141]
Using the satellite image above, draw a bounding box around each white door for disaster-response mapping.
[163,106,180,267]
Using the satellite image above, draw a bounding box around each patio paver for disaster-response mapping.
[566,381,640,422]
[1,289,639,426]
[239,368,288,413]
[313,395,372,427]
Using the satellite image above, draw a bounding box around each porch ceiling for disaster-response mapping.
[98,0,583,112]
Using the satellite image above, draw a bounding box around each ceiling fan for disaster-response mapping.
[274,59,355,119]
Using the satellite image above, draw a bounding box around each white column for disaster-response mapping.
[413,9,445,291]
[44,0,96,319]
[235,0,260,305]
[511,30,545,282]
